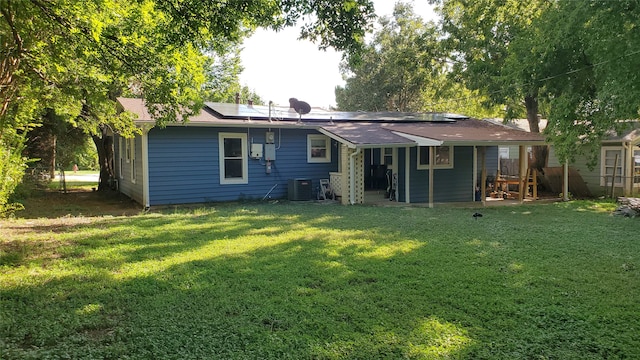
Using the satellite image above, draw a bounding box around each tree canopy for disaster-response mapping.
[430,0,640,165]
[0,0,376,211]
[337,3,438,112]
[336,2,501,117]
[540,0,640,162]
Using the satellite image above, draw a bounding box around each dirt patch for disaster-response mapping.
[11,189,142,219]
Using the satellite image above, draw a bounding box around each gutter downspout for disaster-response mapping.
[350,147,361,205]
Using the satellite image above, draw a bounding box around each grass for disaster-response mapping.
[48,171,99,192]
[1,199,638,359]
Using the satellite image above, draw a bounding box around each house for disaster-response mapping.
[547,124,640,197]
[486,117,640,198]
[114,98,546,207]
[484,118,548,173]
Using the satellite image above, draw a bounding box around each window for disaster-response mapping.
[383,148,393,166]
[600,147,623,186]
[499,147,510,159]
[118,137,124,179]
[417,146,454,169]
[307,134,331,163]
[130,138,136,183]
[125,137,132,163]
[219,133,248,184]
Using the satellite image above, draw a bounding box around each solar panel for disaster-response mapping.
[204,102,466,123]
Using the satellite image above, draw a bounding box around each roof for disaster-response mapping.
[118,97,546,147]
[601,122,640,144]
[484,118,548,132]
[319,120,545,148]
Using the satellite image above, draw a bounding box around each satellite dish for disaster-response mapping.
[289,98,311,115]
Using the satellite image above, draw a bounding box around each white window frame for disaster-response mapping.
[600,146,624,186]
[498,146,510,159]
[307,134,331,163]
[219,132,248,185]
[125,137,131,163]
[383,147,393,166]
[130,137,136,183]
[417,146,454,170]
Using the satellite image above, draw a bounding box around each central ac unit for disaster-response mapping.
[288,179,312,201]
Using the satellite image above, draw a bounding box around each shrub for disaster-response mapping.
[0,140,27,216]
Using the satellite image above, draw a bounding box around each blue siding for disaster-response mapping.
[407,146,475,203]
[483,146,499,180]
[147,126,337,205]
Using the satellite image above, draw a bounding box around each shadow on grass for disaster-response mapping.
[1,201,638,359]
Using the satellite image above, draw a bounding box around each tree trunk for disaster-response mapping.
[525,94,548,171]
[92,124,114,191]
[50,134,56,180]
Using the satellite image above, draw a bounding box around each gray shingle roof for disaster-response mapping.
[118,97,546,146]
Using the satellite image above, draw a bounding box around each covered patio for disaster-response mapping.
[319,117,553,207]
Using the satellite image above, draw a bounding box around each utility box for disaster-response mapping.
[288,179,312,201]
[265,131,275,144]
[250,143,263,159]
[264,143,276,161]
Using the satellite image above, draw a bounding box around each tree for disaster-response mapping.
[433,0,553,169]
[336,2,501,118]
[202,47,264,105]
[540,0,640,163]
[1,0,376,206]
[337,3,439,112]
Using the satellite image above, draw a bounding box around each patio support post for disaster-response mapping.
[518,145,527,203]
[480,146,487,206]
[405,146,411,203]
[624,142,633,196]
[340,144,350,205]
[349,147,363,205]
[429,146,434,208]
[473,146,478,201]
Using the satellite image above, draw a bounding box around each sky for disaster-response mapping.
[239,1,437,109]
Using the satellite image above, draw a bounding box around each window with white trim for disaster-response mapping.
[383,147,393,166]
[600,146,623,186]
[130,138,136,183]
[498,147,510,159]
[307,134,331,163]
[219,133,248,184]
[125,137,131,163]
[118,137,124,179]
[417,146,454,169]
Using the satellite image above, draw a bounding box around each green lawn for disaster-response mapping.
[1,200,638,359]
